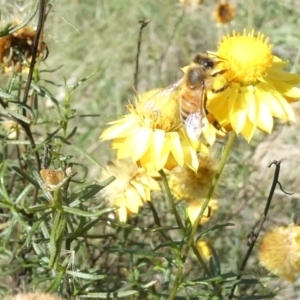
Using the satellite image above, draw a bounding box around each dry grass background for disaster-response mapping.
[1,0,300,299]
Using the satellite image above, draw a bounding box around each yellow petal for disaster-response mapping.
[271,56,287,68]
[181,137,199,171]
[118,128,153,160]
[231,107,246,134]
[275,97,295,121]
[241,117,256,142]
[267,67,300,84]
[100,116,137,140]
[229,91,246,134]
[168,132,184,167]
[152,140,170,171]
[125,187,143,213]
[244,86,258,124]
[207,86,234,125]
[151,129,167,170]
[111,137,126,150]
[117,204,128,222]
[256,83,293,120]
[131,181,147,201]
[135,173,160,190]
[256,101,273,133]
[269,78,300,98]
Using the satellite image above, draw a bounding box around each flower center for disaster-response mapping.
[217,29,274,85]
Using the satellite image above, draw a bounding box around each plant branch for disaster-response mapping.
[133,19,150,92]
[228,160,291,299]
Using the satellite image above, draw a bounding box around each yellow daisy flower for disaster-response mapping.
[100,158,160,223]
[205,29,300,141]
[101,89,208,172]
[258,224,300,282]
[168,153,218,225]
[168,152,217,201]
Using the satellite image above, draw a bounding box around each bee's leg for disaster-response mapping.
[211,69,229,77]
[212,82,229,94]
[203,93,222,131]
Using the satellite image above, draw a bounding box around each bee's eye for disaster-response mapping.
[193,54,215,69]
[202,60,214,69]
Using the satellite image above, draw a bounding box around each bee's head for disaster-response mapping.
[194,54,215,70]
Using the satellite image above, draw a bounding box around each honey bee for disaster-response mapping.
[179,53,229,140]
[144,53,228,140]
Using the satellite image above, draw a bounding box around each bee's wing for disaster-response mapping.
[183,86,205,140]
[142,79,183,112]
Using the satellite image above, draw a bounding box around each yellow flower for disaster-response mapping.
[100,158,160,223]
[196,239,213,261]
[168,152,217,201]
[206,29,300,141]
[213,3,235,24]
[168,153,218,225]
[186,199,218,225]
[258,224,300,282]
[101,89,208,172]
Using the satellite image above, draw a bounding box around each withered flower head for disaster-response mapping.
[214,3,235,24]
[0,22,45,73]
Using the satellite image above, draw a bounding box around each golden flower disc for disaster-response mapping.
[218,30,273,84]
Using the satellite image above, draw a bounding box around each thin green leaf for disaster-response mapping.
[71,145,105,169]
[45,270,64,293]
[11,166,40,188]
[66,270,107,280]
[196,223,235,240]
[0,90,17,99]
[108,247,174,259]
[79,290,138,298]
[32,242,49,264]
[80,183,113,201]
[15,184,34,204]
[65,126,77,140]
[26,211,52,247]
[62,206,116,217]
[5,108,31,124]
[242,295,275,300]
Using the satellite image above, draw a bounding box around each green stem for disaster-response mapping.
[159,169,185,232]
[168,132,236,300]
